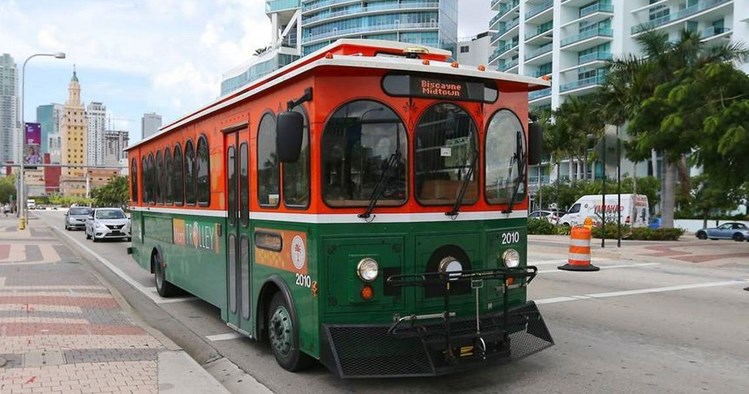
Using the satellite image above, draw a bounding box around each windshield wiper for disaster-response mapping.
[446,153,477,217]
[359,151,401,220]
[502,130,525,214]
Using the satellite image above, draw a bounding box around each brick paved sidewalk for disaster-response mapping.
[0,216,226,394]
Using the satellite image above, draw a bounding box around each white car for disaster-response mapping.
[85,208,131,242]
[528,210,559,224]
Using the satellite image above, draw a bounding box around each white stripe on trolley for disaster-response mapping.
[536,279,748,304]
[129,208,529,224]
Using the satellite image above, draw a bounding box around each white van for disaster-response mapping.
[26,199,36,210]
[558,194,649,227]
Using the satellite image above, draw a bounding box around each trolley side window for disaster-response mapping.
[485,109,526,204]
[282,106,310,208]
[258,113,280,207]
[165,147,173,205]
[147,153,155,204]
[131,158,138,203]
[141,157,148,203]
[321,100,407,207]
[184,139,196,205]
[415,103,478,206]
[196,135,210,206]
[156,150,164,204]
[173,144,184,205]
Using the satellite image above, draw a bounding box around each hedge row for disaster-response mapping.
[527,219,684,241]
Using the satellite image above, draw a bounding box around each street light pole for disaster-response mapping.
[18,52,66,230]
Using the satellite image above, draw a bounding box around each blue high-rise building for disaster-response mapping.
[221,0,458,96]
[36,103,63,159]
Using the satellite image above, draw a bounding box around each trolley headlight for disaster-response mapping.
[356,258,379,282]
[438,257,463,280]
[502,249,521,268]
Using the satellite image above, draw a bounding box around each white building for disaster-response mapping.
[489,0,749,188]
[221,0,459,96]
[103,129,129,166]
[86,101,106,166]
[141,112,161,139]
[457,32,493,66]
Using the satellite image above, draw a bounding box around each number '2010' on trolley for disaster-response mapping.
[125,39,553,378]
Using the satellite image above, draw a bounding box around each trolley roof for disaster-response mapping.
[127,39,550,151]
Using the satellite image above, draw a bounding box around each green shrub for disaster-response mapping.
[590,224,684,240]
[528,218,556,235]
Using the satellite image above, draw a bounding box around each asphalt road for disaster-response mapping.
[31,210,749,393]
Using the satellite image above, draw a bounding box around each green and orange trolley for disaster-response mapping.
[126,39,553,378]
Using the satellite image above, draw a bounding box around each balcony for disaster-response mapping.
[303,21,439,44]
[491,0,502,10]
[525,43,553,61]
[560,27,613,49]
[631,0,732,34]
[303,1,438,25]
[525,25,553,41]
[267,0,300,13]
[529,87,552,101]
[700,26,731,40]
[526,0,553,20]
[579,1,613,18]
[302,0,357,13]
[560,74,606,92]
[497,18,520,37]
[490,43,519,64]
[499,58,519,72]
[578,51,611,64]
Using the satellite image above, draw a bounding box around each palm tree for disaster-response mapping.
[551,95,605,181]
[600,29,749,228]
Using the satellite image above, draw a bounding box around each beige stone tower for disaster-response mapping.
[60,68,88,197]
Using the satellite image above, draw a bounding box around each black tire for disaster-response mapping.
[92,236,99,243]
[267,292,314,371]
[696,231,707,240]
[154,251,177,297]
[733,233,744,242]
[85,230,91,240]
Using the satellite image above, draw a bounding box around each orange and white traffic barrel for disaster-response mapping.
[558,226,599,271]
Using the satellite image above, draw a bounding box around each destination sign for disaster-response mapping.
[382,74,498,103]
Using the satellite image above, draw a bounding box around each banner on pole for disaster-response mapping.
[24,122,41,165]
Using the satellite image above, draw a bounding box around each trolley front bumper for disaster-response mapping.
[319,301,553,378]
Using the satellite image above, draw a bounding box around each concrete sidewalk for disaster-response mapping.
[0,215,229,393]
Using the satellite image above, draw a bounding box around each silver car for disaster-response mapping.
[65,207,93,230]
[85,208,131,242]
[695,222,749,242]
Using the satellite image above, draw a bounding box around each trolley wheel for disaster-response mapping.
[267,292,314,371]
[696,231,707,240]
[154,252,177,297]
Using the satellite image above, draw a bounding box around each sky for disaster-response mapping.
[1,0,492,143]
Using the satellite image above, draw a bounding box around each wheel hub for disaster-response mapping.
[269,306,292,357]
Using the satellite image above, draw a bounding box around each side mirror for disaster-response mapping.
[528,121,543,166]
[276,111,304,163]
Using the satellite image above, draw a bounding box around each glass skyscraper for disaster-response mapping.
[0,54,18,164]
[221,0,458,96]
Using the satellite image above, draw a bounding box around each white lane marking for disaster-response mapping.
[54,227,197,305]
[536,279,749,305]
[206,333,245,342]
[538,262,660,273]
[530,258,614,266]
